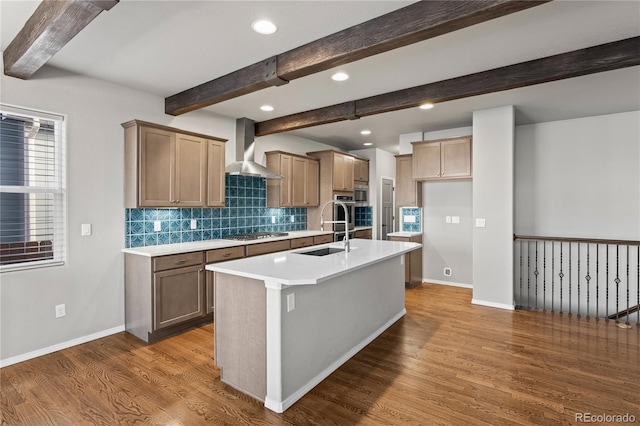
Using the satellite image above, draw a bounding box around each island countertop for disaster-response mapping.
[206,238,420,286]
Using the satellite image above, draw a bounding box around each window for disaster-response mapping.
[0,105,65,271]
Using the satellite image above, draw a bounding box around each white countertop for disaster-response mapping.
[354,226,372,230]
[121,230,333,257]
[387,231,422,237]
[206,239,421,286]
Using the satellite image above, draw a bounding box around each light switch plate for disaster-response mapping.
[287,293,295,312]
[190,219,197,230]
[446,216,451,224]
[475,218,486,228]
[290,215,295,223]
[153,221,162,232]
[452,216,460,224]
[81,224,91,236]
[271,216,276,224]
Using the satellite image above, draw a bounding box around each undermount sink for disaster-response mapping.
[297,247,345,256]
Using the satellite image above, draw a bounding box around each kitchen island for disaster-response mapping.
[206,238,421,413]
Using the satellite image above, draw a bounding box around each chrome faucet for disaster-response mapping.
[320,200,350,253]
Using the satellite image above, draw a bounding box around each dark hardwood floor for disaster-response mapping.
[2,284,638,425]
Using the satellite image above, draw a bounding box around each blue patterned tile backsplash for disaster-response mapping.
[355,206,373,227]
[401,207,422,232]
[125,175,307,248]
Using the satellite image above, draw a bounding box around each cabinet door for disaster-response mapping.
[344,156,355,191]
[279,154,292,206]
[441,138,472,178]
[175,133,207,207]
[291,156,307,206]
[332,153,346,191]
[139,126,174,206]
[395,155,422,207]
[206,271,215,314]
[305,159,319,206]
[354,158,369,182]
[154,265,204,330]
[207,140,225,207]
[413,142,441,180]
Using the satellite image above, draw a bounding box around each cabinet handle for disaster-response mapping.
[222,253,231,257]
[174,259,187,265]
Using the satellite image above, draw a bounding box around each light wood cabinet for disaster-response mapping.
[125,251,208,342]
[354,158,369,183]
[265,151,319,207]
[205,246,246,314]
[122,120,226,208]
[388,234,422,288]
[332,152,355,191]
[412,137,472,181]
[354,228,372,239]
[395,154,422,208]
[207,139,226,207]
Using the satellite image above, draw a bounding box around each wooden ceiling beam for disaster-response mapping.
[165,0,550,116]
[254,37,640,136]
[3,0,118,80]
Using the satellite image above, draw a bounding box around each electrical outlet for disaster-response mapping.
[287,293,295,312]
[475,218,486,228]
[190,219,197,230]
[403,215,416,223]
[290,215,295,223]
[271,216,276,224]
[153,221,162,232]
[444,267,452,277]
[55,304,66,318]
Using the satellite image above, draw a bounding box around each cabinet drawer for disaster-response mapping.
[246,240,291,257]
[313,234,333,245]
[355,229,372,239]
[291,237,314,249]
[206,246,245,263]
[154,252,203,272]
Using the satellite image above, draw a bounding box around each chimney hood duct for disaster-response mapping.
[225,117,283,179]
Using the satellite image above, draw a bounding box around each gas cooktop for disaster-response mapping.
[224,232,289,241]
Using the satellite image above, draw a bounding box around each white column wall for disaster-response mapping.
[471,106,515,309]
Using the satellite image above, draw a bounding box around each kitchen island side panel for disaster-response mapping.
[214,272,267,401]
[278,255,405,401]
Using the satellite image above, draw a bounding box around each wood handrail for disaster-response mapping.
[608,304,640,320]
[514,235,640,246]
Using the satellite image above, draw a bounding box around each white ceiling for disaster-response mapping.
[1,1,639,153]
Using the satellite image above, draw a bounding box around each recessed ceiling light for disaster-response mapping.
[363,142,373,146]
[331,72,349,82]
[419,103,434,110]
[360,130,371,135]
[260,105,274,112]
[251,20,277,35]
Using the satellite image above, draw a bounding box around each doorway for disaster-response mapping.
[380,178,394,240]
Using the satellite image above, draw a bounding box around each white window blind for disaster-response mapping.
[0,105,65,271]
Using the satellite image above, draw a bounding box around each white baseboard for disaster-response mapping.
[423,278,472,289]
[471,299,515,311]
[265,308,407,414]
[0,325,125,368]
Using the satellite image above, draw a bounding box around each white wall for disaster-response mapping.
[255,133,337,165]
[0,63,235,364]
[515,111,640,240]
[472,106,515,309]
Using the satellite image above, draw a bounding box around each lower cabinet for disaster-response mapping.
[154,265,204,330]
[388,234,422,288]
[354,228,372,239]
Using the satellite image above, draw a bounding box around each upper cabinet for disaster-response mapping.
[412,137,472,181]
[307,150,356,193]
[123,120,227,208]
[395,154,422,208]
[354,157,369,183]
[265,151,319,208]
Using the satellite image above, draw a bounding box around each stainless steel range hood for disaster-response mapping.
[225,117,283,179]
